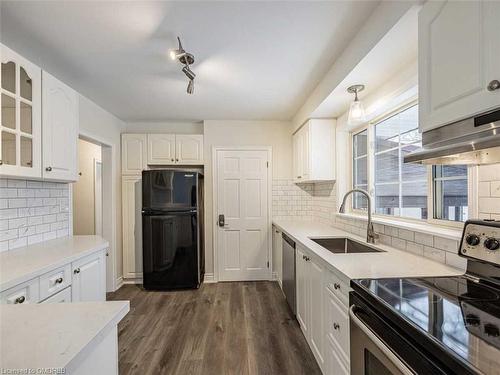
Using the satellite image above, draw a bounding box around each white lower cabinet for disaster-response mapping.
[41,286,72,303]
[296,245,325,371]
[72,251,106,302]
[295,244,351,375]
[272,226,282,286]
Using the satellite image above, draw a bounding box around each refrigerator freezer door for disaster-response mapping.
[142,170,198,210]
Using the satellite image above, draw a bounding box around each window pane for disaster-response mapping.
[1,131,16,165]
[20,136,32,167]
[353,187,368,210]
[402,182,428,219]
[20,67,32,101]
[1,94,16,129]
[433,165,468,222]
[1,61,16,94]
[354,130,367,157]
[398,105,419,134]
[354,156,367,185]
[375,149,399,183]
[402,144,426,182]
[375,120,399,153]
[375,183,399,216]
[20,102,32,134]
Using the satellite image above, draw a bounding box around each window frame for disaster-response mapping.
[350,99,476,228]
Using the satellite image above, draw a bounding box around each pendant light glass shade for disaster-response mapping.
[348,99,366,125]
[347,84,366,126]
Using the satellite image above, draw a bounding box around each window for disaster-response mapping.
[374,105,428,219]
[353,130,368,210]
[351,103,469,223]
[433,165,468,222]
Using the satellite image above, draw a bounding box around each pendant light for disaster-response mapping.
[347,84,366,126]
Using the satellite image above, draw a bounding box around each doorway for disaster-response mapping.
[73,138,102,235]
[213,147,272,281]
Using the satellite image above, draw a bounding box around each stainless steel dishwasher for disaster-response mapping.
[282,233,296,316]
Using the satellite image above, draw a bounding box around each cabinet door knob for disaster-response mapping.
[171,158,174,162]
[333,322,340,330]
[488,80,500,92]
[55,277,63,284]
[0,160,3,165]
[14,296,26,304]
[333,283,341,290]
[45,166,52,172]
[74,268,80,274]
[176,158,179,162]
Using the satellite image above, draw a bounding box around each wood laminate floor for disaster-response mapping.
[107,281,322,375]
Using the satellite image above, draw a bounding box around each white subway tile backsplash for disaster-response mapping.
[0,179,70,250]
[406,241,424,256]
[391,237,406,251]
[445,252,467,271]
[414,232,434,247]
[398,228,414,241]
[434,236,459,253]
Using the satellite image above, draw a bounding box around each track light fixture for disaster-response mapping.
[170,36,196,94]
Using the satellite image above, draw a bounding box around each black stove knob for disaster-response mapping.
[466,234,481,246]
[484,238,500,251]
[484,323,500,337]
[465,314,480,327]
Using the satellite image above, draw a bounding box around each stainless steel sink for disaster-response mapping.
[310,237,385,254]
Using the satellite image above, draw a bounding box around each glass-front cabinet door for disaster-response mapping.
[0,44,41,178]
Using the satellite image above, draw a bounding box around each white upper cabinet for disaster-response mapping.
[0,44,42,179]
[419,1,500,132]
[147,134,175,165]
[122,133,147,174]
[175,134,203,165]
[292,119,335,183]
[145,133,203,166]
[42,71,78,181]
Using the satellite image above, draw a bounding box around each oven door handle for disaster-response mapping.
[349,305,415,375]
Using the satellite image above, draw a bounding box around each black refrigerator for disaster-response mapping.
[142,170,204,290]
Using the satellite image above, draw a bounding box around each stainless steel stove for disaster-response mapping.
[350,219,500,375]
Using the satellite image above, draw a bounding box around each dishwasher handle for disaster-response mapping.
[282,233,296,248]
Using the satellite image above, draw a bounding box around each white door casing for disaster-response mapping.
[94,159,102,236]
[215,148,271,281]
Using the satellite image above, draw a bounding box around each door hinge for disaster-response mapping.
[267,261,269,268]
[266,161,269,168]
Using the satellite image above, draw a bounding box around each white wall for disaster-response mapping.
[203,120,292,277]
[73,138,101,235]
[292,0,418,130]
[123,121,203,134]
[79,94,125,286]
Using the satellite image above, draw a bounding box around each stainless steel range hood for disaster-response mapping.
[404,108,500,165]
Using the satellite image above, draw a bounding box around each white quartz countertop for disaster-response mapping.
[0,236,109,291]
[273,219,464,280]
[0,301,129,372]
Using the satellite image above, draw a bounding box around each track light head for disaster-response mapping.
[182,65,196,81]
[187,79,194,94]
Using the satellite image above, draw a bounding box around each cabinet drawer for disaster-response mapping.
[39,264,72,300]
[0,278,40,305]
[325,288,349,365]
[325,270,349,306]
[41,286,72,303]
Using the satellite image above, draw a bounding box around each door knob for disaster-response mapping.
[45,166,52,172]
[218,214,225,227]
[487,80,500,92]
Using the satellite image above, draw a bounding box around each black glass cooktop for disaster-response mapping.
[352,276,500,374]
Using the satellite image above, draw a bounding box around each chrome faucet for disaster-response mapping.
[339,189,378,244]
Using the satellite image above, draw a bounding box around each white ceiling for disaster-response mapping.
[0,1,379,122]
[311,5,418,119]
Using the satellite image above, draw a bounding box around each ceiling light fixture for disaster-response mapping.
[347,84,366,126]
[170,36,196,94]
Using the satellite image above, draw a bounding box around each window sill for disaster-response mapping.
[336,212,463,241]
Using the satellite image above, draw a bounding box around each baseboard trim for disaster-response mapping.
[114,276,124,291]
[204,273,216,283]
[272,272,278,280]
[123,277,143,285]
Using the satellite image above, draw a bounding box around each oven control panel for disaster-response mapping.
[460,221,500,265]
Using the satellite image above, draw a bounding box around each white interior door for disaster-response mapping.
[216,149,270,281]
